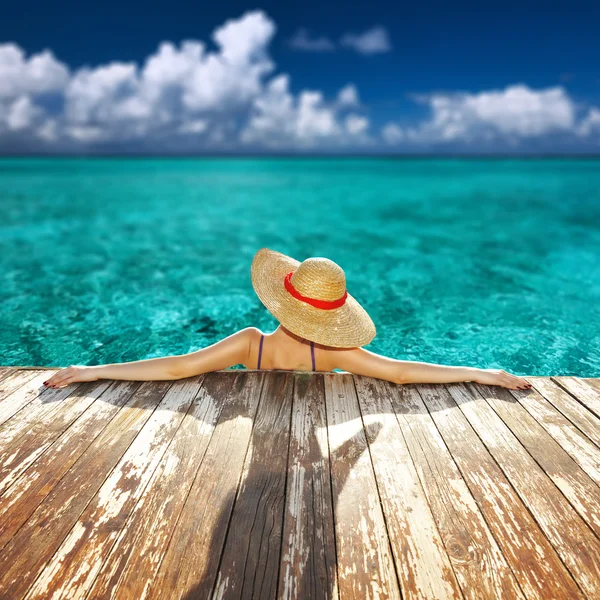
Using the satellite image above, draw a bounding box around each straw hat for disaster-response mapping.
[251,248,376,348]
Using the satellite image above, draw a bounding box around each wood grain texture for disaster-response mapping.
[144,371,265,600]
[353,376,465,600]
[324,373,401,600]
[23,376,203,600]
[0,370,598,600]
[449,381,600,599]
[379,378,523,600]
[0,369,40,403]
[0,371,57,420]
[0,380,145,551]
[583,378,600,393]
[0,367,15,384]
[504,383,600,488]
[211,370,294,600]
[418,382,584,600]
[472,382,600,537]
[278,373,338,600]
[552,377,600,419]
[84,371,246,600]
[530,377,600,449]
[0,380,112,495]
[0,379,170,599]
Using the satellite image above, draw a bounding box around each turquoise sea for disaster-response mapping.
[0,157,599,375]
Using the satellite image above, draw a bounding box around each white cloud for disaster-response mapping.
[345,114,368,135]
[340,26,391,55]
[0,10,374,150]
[213,11,275,65]
[177,119,208,134]
[296,91,339,139]
[37,118,58,141]
[337,84,359,107]
[577,108,600,137]
[383,85,581,146]
[65,63,140,124]
[289,29,335,52]
[1,13,598,153]
[182,11,275,111]
[382,123,404,144]
[59,10,276,143]
[289,26,391,56]
[5,96,42,130]
[240,75,371,148]
[0,44,69,99]
[64,124,105,142]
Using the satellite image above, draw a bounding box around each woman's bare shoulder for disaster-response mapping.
[316,345,367,370]
[238,326,264,338]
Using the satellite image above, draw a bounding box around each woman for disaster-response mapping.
[43,248,532,391]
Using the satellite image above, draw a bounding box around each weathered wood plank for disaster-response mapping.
[449,382,600,599]
[583,378,600,392]
[210,371,294,600]
[0,378,89,453]
[384,377,525,600]
[0,370,69,428]
[86,371,262,600]
[0,381,142,550]
[530,378,600,449]
[277,373,338,600]
[418,383,583,600]
[0,369,598,599]
[0,379,170,598]
[473,382,600,537]
[353,376,465,600]
[324,373,401,600]
[504,381,600,486]
[0,380,112,496]
[22,376,204,600]
[0,369,46,405]
[552,377,600,419]
[0,368,14,383]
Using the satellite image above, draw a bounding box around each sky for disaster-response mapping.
[1,0,599,154]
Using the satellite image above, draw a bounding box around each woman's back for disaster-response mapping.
[248,327,328,372]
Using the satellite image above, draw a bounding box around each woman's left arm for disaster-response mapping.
[330,347,531,390]
[44,327,258,388]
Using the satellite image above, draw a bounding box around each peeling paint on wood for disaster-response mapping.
[529,377,600,449]
[448,382,600,598]
[325,374,402,600]
[22,377,202,600]
[552,377,600,420]
[0,369,41,403]
[0,380,112,495]
[0,370,598,599]
[278,373,338,600]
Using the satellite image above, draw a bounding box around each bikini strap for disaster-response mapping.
[257,334,264,370]
[310,340,316,371]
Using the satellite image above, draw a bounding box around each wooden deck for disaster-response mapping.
[0,368,599,599]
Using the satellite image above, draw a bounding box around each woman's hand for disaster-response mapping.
[43,365,99,389]
[475,368,532,390]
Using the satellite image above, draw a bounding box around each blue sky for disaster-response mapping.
[1,0,599,153]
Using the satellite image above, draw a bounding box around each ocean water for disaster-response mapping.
[0,157,599,376]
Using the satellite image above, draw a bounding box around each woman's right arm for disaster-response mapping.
[44,327,259,389]
[330,347,531,390]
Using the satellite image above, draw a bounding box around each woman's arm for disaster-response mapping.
[43,327,258,389]
[330,347,532,390]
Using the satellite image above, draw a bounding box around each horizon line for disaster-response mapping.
[1,153,600,160]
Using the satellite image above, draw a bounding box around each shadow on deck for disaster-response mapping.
[0,367,599,599]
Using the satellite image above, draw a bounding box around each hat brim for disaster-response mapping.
[251,248,376,348]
